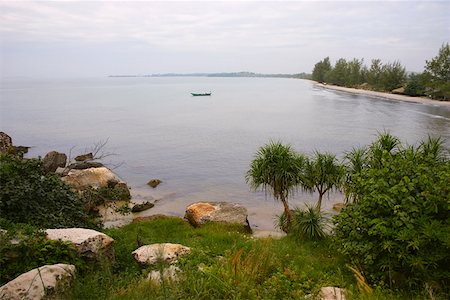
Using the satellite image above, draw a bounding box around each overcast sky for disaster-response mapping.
[0,1,448,78]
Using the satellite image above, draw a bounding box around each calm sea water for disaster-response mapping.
[1,77,449,229]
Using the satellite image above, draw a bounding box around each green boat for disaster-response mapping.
[191,92,211,96]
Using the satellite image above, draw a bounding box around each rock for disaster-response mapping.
[67,161,104,170]
[55,167,69,176]
[45,228,115,261]
[74,153,93,161]
[332,203,346,213]
[132,243,191,266]
[131,201,155,213]
[0,132,13,153]
[185,202,251,232]
[0,264,76,300]
[42,151,67,173]
[147,266,181,284]
[147,179,162,188]
[392,87,405,94]
[320,287,347,300]
[61,166,127,191]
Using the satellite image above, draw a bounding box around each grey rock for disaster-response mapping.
[132,243,191,266]
[42,151,67,173]
[147,179,162,188]
[74,153,93,161]
[131,201,155,213]
[0,132,12,153]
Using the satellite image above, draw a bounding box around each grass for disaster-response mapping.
[68,216,433,299]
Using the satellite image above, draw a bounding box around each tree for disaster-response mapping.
[325,58,348,86]
[379,61,406,91]
[246,142,305,230]
[334,135,450,292]
[424,43,450,100]
[365,59,382,88]
[302,151,344,210]
[312,57,332,83]
[404,73,429,97]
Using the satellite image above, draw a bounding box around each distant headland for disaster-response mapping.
[108,71,311,79]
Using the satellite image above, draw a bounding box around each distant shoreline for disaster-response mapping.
[314,83,450,108]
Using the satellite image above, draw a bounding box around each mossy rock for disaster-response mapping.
[131,202,155,213]
[147,179,162,188]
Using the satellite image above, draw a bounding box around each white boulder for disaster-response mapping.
[46,228,115,260]
[0,264,75,300]
[132,243,191,266]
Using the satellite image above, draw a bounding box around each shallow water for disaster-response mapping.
[1,77,449,229]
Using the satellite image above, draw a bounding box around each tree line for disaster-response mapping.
[312,43,450,101]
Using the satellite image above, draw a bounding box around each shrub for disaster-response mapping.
[0,220,82,285]
[334,135,450,293]
[0,154,100,228]
[291,205,329,240]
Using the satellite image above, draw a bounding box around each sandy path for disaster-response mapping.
[314,83,450,108]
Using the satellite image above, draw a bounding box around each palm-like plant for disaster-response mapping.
[302,151,344,210]
[291,205,328,240]
[246,141,305,231]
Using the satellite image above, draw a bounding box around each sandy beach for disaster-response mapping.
[315,83,450,108]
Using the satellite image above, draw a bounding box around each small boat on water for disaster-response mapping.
[191,92,212,96]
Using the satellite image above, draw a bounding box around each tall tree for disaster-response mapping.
[424,43,450,100]
[246,142,305,230]
[312,57,332,83]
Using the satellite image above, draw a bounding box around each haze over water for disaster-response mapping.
[1,77,449,229]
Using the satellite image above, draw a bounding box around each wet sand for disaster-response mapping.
[315,83,450,108]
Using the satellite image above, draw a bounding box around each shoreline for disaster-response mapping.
[314,83,450,108]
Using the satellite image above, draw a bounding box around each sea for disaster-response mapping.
[1,77,449,229]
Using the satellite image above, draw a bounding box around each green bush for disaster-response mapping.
[0,220,82,285]
[334,135,450,293]
[0,154,100,228]
[291,205,329,240]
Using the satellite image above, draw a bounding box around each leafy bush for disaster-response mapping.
[0,220,82,285]
[0,154,100,228]
[334,135,450,293]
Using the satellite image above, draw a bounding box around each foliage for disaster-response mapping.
[291,205,329,240]
[423,43,450,100]
[246,141,306,230]
[404,72,429,97]
[302,151,345,210]
[0,220,82,285]
[334,134,450,293]
[0,154,100,229]
[312,57,332,83]
[69,217,350,299]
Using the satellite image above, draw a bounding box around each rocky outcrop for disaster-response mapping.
[0,264,76,300]
[132,243,191,266]
[42,151,67,173]
[61,166,126,190]
[46,228,115,261]
[147,179,162,188]
[0,132,13,153]
[131,201,154,213]
[147,266,181,284]
[319,287,347,300]
[74,153,93,161]
[185,202,251,232]
[67,161,104,170]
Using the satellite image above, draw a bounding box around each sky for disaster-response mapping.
[0,0,449,78]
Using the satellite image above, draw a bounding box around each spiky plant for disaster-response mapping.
[246,141,305,231]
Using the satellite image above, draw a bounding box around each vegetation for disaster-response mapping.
[69,217,353,299]
[302,152,345,210]
[0,220,82,285]
[246,141,305,231]
[0,154,100,229]
[335,134,450,294]
[312,43,450,100]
